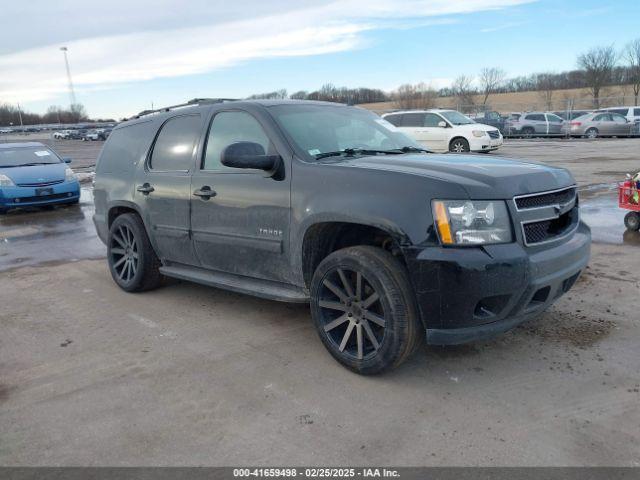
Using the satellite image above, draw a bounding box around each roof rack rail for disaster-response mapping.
[132,98,239,119]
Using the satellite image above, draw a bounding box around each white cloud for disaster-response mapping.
[0,0,534,104]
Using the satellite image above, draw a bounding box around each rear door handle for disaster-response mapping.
[193,186,216,199]
[136,183,154,195]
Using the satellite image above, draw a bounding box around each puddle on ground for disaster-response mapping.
[579,185,640,245]
[0,187,105,271]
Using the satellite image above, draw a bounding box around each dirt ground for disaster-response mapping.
[1,137,639,466]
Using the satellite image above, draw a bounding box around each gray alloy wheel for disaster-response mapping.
[317,266,386,361]
[310,246,422,374]
[585,128,598,139]
[110,223,139,285]
[449,138,470,153]
[107,213,163,292]
[624,212,640,231]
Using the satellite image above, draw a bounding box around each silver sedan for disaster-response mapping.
[563,112,634,138]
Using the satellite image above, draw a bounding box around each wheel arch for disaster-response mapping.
[299,220,409,289]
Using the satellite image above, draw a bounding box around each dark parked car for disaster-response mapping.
[68,129,89,140]
[93,99,591,374]
[469,110,506,133]
[0,142,80,213]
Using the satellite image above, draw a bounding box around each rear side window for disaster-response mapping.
[546,114,563,123]
[401,113,424,127]
[203,111,271,171]
[384,114,402,127]
[96,121,155,174]
[149,115,201,171]
[525,114,545,121]
[634,108,640,116]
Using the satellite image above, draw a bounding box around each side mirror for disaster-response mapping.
[221,142,280,171]
[437,121,447,128]
[63,158,72,164]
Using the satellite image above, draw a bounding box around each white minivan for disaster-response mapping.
[382,109,503,153]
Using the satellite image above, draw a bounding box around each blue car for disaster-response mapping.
[0,142,81,213]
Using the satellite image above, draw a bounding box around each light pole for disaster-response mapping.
[60,46,77,108]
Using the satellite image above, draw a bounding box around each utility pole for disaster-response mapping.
[60,46,77,108]
[16,103,24,128]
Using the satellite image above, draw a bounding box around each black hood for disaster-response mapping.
[332,153,575,199]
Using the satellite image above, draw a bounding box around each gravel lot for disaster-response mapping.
[1,136,639,466]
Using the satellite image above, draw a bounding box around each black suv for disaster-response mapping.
[93,99,590,374]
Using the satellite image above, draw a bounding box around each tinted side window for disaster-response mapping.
[384,114,403,127]
[525,114,545,121]
[203,111,271,171]
[609,109,628,116]
[149,115,201,171]
[97,121,155,174]
[423,113,442,127]
[612,114,627,122]
[634,108,640,116]
[401,113,425,127]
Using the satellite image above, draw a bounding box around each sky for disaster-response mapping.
[1,0,639,120]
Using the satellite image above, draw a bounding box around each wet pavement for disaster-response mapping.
[0,187,105,271]
[579,184,640,246]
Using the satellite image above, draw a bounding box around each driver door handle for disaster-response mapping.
[193,186,216,199]
[136,183,154,195]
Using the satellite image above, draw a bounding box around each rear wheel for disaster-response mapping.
[522,126,535,138]
[449,138,470,153]
[108,213,163,292]
[310,246,422,375]
[585,128,598,139]
[624,212,640,231]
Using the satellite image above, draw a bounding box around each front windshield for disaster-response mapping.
[440,111,475,125]
[0,147,62,167]
[268,104,422,159]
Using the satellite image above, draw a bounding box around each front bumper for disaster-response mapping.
[0,180,80,209]
[403,221,591,345]
[469,135,503,152]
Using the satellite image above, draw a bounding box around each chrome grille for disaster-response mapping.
[514,186,579,246]
[515,186,576,210]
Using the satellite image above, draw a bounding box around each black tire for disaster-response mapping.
[107,213,163,292]
[521,127,535,137]
[624,212,640,231]
[585,128,598,139]
[449,137,470,153]
[310,246,422,375]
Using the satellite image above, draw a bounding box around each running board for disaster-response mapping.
[159,264,309,303]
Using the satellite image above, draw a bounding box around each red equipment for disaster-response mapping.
[619,179,640,231]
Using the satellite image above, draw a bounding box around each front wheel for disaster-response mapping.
[624,212,640,231]
[449,138,470,153]
[107,213,163,292]
[310,246,422,375]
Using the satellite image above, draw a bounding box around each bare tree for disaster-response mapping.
[577,45,617,109]
[479,67,506,105]
[452,75,475,111]
[536,73,555,110]
[394,83,438,110]
[624,38,640,106]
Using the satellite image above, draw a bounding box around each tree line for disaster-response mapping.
[0,103,104,127]
[248,39,640,110]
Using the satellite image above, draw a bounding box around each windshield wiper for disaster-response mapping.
[315,147,427,160]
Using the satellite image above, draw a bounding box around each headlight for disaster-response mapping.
[472,130,486,137]
[432,200,512,245]
[0,173,15,186]
[65,167,77,182]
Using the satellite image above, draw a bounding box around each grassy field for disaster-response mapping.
[359,84,638,114]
